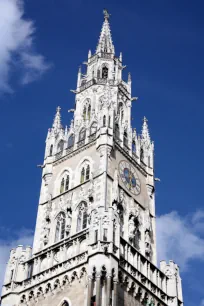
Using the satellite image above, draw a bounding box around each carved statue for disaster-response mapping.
[128,215,136,241]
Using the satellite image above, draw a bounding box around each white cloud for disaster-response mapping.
[0,0,50,94]
[157,211,204,271]
[200,300,204,306]
[0,228,33,290]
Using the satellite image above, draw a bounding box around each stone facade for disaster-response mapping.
[1,10,183,306]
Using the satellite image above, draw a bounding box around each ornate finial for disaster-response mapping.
[103,9,110,20]
[143,116,148,123]
[56,106,61,113]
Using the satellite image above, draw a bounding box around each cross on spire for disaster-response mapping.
[52,106,62,131]
[103,9,110,20]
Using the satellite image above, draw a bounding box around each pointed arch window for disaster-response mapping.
[83,106,86,120]
[77,202,88,232]
[57,140,64,152]
[86,165,90,181]
[115,123,120,140]
[60,178,65,194]
[88,104,91,121]
[140,147,144,162]
[55,212,66,242]
[80,167,85,184]
[102,66,108,79]
[108,116,111,127]
[60,173,70,194]
[132,141,136,153]
[79,128,86,141]
[124,130,128,147]
[97,69,100,79]
[68,134,74,148]
[103,115,106,127]
[49,144,53,156]
[90,122,97,135]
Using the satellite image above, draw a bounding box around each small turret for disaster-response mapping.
[141,116,151,145]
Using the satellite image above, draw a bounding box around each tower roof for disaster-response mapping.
[96,9,115,54]
[52,106,62,131]
[141,116,151,144]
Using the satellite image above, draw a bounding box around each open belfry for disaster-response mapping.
[1,10,183,306]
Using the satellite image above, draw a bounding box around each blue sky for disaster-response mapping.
[0,0,204,305]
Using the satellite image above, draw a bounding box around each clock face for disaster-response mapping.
[119,160,141,195]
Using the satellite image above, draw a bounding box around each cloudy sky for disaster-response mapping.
[0,0,204,305]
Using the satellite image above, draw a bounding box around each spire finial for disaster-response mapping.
[142,116,150,143]
[53,106,62,131]
[103,9,110,20]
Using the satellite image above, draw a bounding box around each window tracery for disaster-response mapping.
[80,164,90,183]
[82,99,91,121]
[55,212,66,242]
[77,202,88,232]
[102,65,108,79]
[60,172,70,194]
[57,140,64,152]
[68,134,74,148]
[79,128,86,141]
[90,122,97,135]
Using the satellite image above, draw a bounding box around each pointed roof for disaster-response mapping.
[52,106,62,131]
[96,9,115,54]
[141,117,151,144]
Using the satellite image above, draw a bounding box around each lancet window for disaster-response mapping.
[57,140,64,152]
[55,212,66,242]
[68,134,74,148]
[79,128,86,141]
[80,163,90,183]
[60,172,70,194]
[77,202,88,232]
[102,65,108,79]
[90,122,97,135]
[103,115,106,127]
[123,130,128,147]
[49,144,53,156]
[61,301,69,306]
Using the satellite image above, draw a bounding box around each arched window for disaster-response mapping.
[86,165,90,181]
[140,148,144,161]
[97,69,100,79]
[60,172,70,194]
[60,178,65,194]
[77,202,88,232]
[102,66,108,79]
[115,123,120,139]
[57,140,64,152]
[103,115,106,127]
[108,116,111,127]
[148,156,151,167]
[68,134,74,148]
[132,141,136,153]
[79,128,86,141]
[49,145,53,156]
[80,167,85,184]
[55,212,66,242]
[90,122,97,135]
[88,104,91,121]
[65,175,69,191]
[83,106,86,120]
[123,130,128,147]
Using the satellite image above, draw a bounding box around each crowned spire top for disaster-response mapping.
[96,10,115,54]
[142,116,151,144]
[52,106,62,131]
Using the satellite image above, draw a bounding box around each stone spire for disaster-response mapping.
[141,116,151,144]
[96,9,115,54]
[52,106,62,131]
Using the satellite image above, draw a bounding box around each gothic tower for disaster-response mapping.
[1,10,183,306]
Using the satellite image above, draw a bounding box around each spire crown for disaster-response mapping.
[96,10,115,54]
[52,106,62,131]
[142,116,151,143]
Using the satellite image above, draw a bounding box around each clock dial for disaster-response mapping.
[119,160,141,195]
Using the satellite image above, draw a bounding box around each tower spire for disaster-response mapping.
[96,9,115,54]
[52,106,62,131]
[142,116,151,144]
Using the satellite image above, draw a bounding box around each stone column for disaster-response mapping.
[96,273,101,306]
[106,275,112,306]
[113,280,118,306]
[87,276,93,306]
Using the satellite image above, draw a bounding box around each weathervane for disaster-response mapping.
[103,9,110,20]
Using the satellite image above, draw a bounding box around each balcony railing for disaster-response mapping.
[77,139,85,148]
